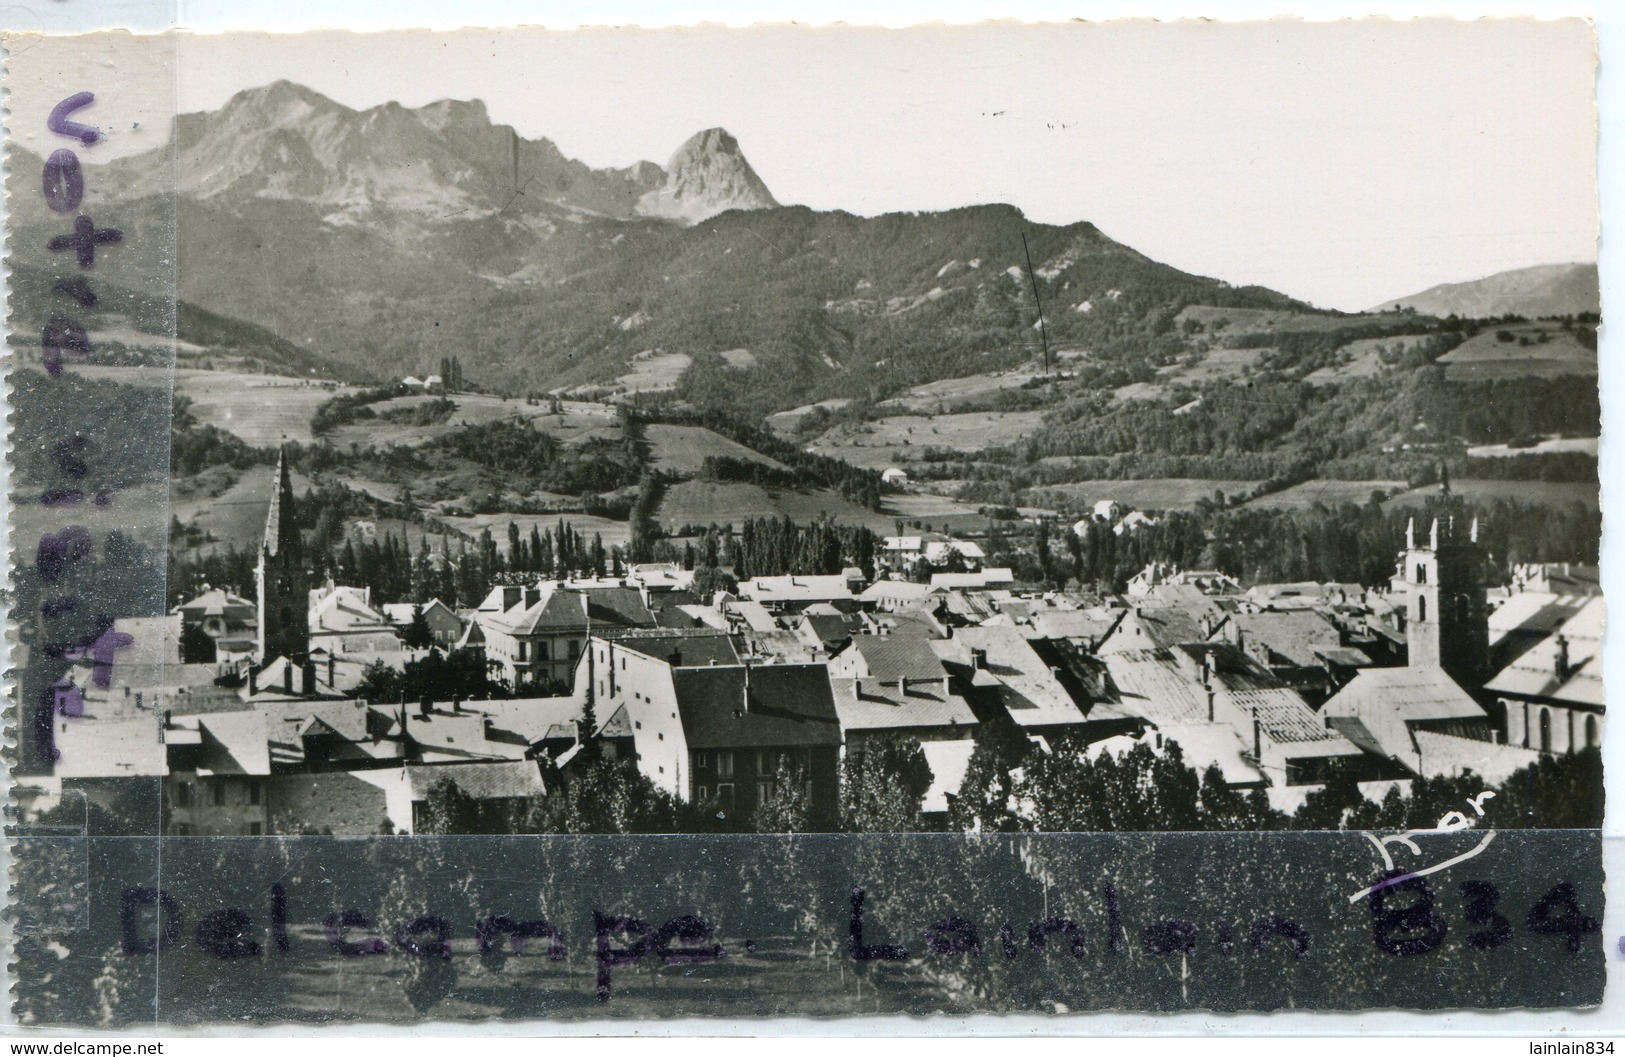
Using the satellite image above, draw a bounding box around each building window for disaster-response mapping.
[212,783,225,807]
[758,780,775,805]
[1586,715,1599,749]
[174,783,191,808]
[635,721,642,730]
[621,658,627,670]
[249,782,261,806]
[698,785,709,802]
[569,640,580,660]
[1417,596,1427,623]
[658,732,664,740]
[248,822,263,836]
[537,641,549,661]
[716,751,735,778]
[518,641,528,661]
[695,752,709,769]
[716,784,736,812]
[1415,562,1428,585]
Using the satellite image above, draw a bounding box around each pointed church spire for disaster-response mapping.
[263,445,302,561]
[1406,517,1415,550]
[256,444,309,665]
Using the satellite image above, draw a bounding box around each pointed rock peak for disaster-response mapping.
[671,127,743,162]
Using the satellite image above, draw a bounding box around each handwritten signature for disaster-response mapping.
[1348,791,1496,904]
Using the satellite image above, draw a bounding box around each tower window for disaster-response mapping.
[1417,596,1426,622]
[1415,562,1428,585]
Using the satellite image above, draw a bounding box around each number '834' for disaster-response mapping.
[1369,873,1599,956]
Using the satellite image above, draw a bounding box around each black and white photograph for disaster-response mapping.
[2,14,1609,1026]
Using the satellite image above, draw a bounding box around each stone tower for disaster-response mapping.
[1390,509,1488,690]
[256,447,309,663]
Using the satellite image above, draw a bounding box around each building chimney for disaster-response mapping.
[525,586,541,609]
[282,662,293,695]
[248,666,258,696]
[971,648,988,671]
[419,696,433,719]
[1252,707,1262,761]
[1555,634,1571,681]
[301,659,316,696]
[1207,685,1216,723]
[452,695,462,714]
[741,661,752,713]
[1201,652,1212,688]
[668,650,683,668]
[900,676,910,697]
[328,653,336,687]
[502,585,521,610]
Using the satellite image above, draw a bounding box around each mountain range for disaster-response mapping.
[8,79,1450,415]
[1370,262,1599,319]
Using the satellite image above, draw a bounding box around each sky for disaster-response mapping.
[4,17,1599,310]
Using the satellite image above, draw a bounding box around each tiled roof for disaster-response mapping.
[482,698,585,744]
[196,711,272,776]
[1222,610,1344,668]
[830,677,978,734]
[845,634,947,683]
[672,664,842,749]
[861,580,938,603]
[404,760,546,801]
[1484,595,1605,707]
[934,626,1087,728]
[604,629,741,667]
[1487,591,1591,648]
[502,588,588,635]
[1413,730,1543,785]
[584,587,657,628]
[740,575,854,603]
[1321,665,1489,766]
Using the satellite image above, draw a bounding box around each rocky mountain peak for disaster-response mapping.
[636,126,779,224]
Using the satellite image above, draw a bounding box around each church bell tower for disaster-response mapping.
[256,447,309,663]
[1391,507,1488,691]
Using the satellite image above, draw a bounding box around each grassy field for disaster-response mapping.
[1382,479,1599,512]
[1466,437,1598,458]
[658,480,885,531]
[659,480,995,536]
[1437,325,1594,381]
[644,424,786,477]
[593,348,758,396]
[1163,347,1265,384]
[1176,306,1412,336]
[178,370,357,446]
[438,512,632,552]
[75,366,357,447]
[877,366,1050,413]
[809,411,1046,470]
[1303,334,1433,385]
[1245,479,1407,510]
[171,464,317,554]
[765,398,852,436]
[1033,479,1262,512]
